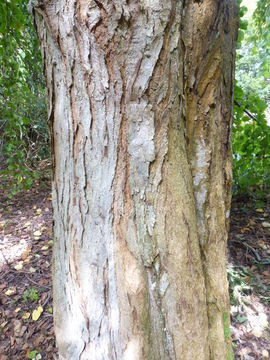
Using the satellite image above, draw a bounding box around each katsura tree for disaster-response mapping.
[31,0,238,358]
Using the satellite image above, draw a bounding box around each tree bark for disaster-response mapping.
[32,0,238,358]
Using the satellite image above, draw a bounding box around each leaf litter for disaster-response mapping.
[229,195,270,359]
[1,186,270,359]
[0,186,55,359]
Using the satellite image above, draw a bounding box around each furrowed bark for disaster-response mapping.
[182,1,238,358]
[32,0,238,358]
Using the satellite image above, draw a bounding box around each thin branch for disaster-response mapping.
[234,100,258,121]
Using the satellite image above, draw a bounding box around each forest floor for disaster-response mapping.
[0,185,269,359]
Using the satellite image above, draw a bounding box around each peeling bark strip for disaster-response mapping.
[32,0,238,359]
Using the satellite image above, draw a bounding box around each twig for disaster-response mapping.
[234,100,257,121]
[243,242,261,262]
[24,273,51,289]
[230,239,261,262]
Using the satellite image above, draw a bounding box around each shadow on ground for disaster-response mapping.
[0,186,55,359]
[0,187,270,359]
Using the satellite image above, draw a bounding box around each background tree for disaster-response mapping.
[233,0,270,197]
[0,0,48,195]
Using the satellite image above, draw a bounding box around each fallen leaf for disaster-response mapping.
[36,208,42,215]
[238,347,252,356]
[41,245,49,251]
[258,240,267,250]
[241,227,248,234]
[39,278,48,286]
[22,343,28,351]
[48,240,53,247]
[262,349,269,360]
[256,208,264,213]
[262,222,270,228]
[5,287,16,296]
[15,338,23,346]
[13,320,22,337]
[22,312,30,320]
[21,247,31,261]
[0,321,7,328]
[14,261,24,271]
[236,314,247,323]
[33,230,42,240]
[10,336,15,346]
[0,220,6,228]
[47,307,53,314]
[33,335,45,346]
[32,306,43,321]
[15,307,21,313]
[27,350,38,359]
[23,222,31,228]
[29,267,36,273]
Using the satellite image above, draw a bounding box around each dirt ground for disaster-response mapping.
[0,186,269,359]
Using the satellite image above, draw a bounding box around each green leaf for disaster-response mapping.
[28,350,38,359]
[236,314,247,323]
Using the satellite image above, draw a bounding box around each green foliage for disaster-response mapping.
[228,262,270,306]
[227,265,251,305]
[28,350,41,360]
[233,87,270,194]
[22,288,39,303]
[0,0,48,195]
[254,0,270,43]
[1,0,269,199]
[233,0,270,196]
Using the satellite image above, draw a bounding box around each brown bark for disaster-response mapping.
[32,0,238,358]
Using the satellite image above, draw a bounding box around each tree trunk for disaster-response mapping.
[32,0,238,358]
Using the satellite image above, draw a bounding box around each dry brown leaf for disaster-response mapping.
[0,321,7,328]
[5,287,16,296]
[21,312,30,320]
[13,320,22,337]
[21,247,31,261]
